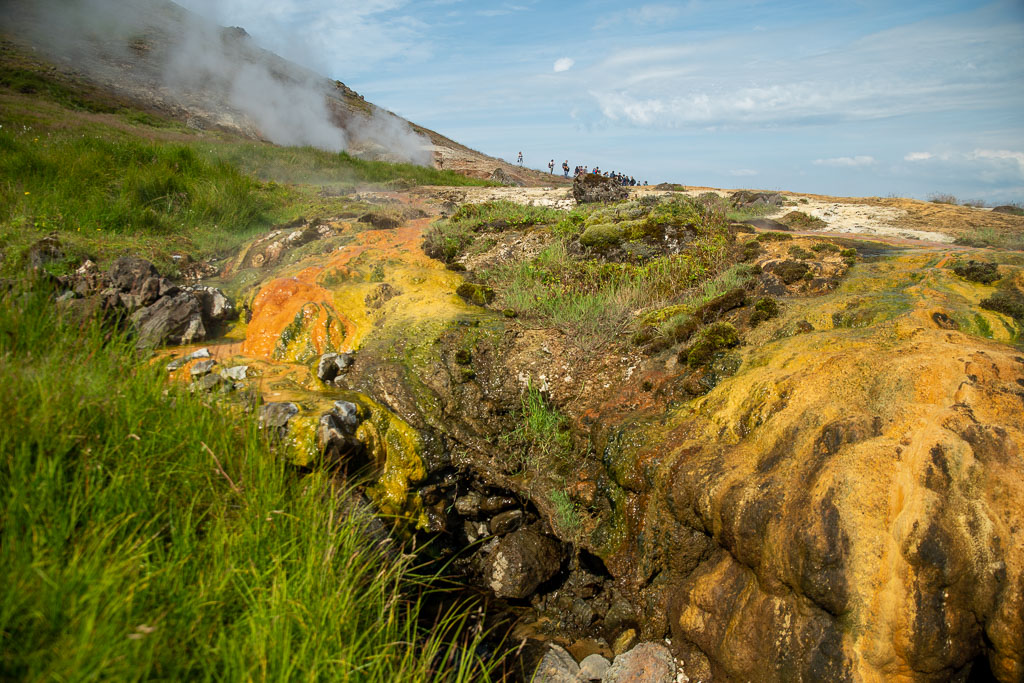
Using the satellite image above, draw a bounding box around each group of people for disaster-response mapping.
[569,163,643,186]
[519,152,645,186]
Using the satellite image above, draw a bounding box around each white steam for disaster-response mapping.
[2,0,431,164]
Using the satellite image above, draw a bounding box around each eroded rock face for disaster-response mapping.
[130,291,206,347]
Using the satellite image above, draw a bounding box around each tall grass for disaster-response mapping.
[0,287,491,681]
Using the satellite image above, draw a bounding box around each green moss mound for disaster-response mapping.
[686,322,740,367]
[952,259,1000,285]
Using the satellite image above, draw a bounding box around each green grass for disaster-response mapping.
[0,286,492,681]
[953,226,1024,252]
[549,490,580,538]
[423,200,565,263]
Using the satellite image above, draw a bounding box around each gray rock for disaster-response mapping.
[489,167,524,186]
[259,402,299,437]
[220,365,248,381]
[190,359,217,376]
[108,257,159,294]
[731,190,783,209]
[137,276,162,306]
[573,173,628,203]
[604,642,675,683]
[130,292,206,348]
[485,529,561,599]
[489,509,524,535]
[741,218,791,232]
[166,347,211,371]
[193,286,236,323]
[533,644,579,683]
[193,373,224,392]
[577,653,611,681]
[27,234,64,270]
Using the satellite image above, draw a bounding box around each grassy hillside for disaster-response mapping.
[0,42,497,680]
[0,39,491,277]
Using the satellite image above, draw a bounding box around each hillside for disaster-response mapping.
[2,5,1024,682]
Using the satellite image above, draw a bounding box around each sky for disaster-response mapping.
[175,0,1024,203]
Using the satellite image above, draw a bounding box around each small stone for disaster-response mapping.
[454,491,482,517]
[221,365,248,381]
[166,347,210,371]
[612,629,637,656]
[489,509,523,535]
[533,644,579,683]
[605,642,675,683]
[577,653,611,681]
[190,359,216,376]
[332,400,360,433]
[193,373,224,392]
[259,402,299,436]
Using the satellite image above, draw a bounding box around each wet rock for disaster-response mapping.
[454,491,483,517]
[259,402,299,438]
[605,642,675,683]
[481,495,518,513]
[578,653,611,681]
[166,347,211,371]
[130,292,206,348]
[533,643,579,683]
[332,400,361,433]
[489,509,524,535]
[317,352,355,383]
[573,173,628,204]
[932,312,959,330]
[190,359,216,376]
[220,365,248,381]
[317,409,367,470]
[485,529,562,599]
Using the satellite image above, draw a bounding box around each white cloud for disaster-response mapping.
[813,156,876,167]
[730,169,758,176]
[904,152,934,161]
[553,57,575,73]
[970,149,1024,176]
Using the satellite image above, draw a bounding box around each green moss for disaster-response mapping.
[974,313,994,338]
[455,282,495,306]
[773,260,810,284]
[749,297,780,326]
[756,231,793,243]
[980,287,1024,324]
[780,211,826,230]
[579,222,624,249]
[951,259,1000,285]
[685,322,740,367]
[811,242,841,253]
[788,245,814,260]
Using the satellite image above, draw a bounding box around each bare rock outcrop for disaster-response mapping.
[573,173,628,204]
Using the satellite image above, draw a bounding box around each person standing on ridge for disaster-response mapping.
[517,151,523,165]
[548,159,554,174]
[562,160,570,177]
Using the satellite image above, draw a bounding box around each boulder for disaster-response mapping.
[220,365,248,381]
[573,173,628,204]
[604,642,675,683]
[108,256,159,294]
[489,509,524,535]
[166,347,210,371]
[578,653,612,681]
[189,359,216,376]
[485,529,561,599]
[192,286,236,324]
[489,167,524,186]
[129,292,206,348]
[532,644,579,683]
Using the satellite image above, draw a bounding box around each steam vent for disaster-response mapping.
[2,1,1023,681]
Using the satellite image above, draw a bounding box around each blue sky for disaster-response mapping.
[177,0,1024,202]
